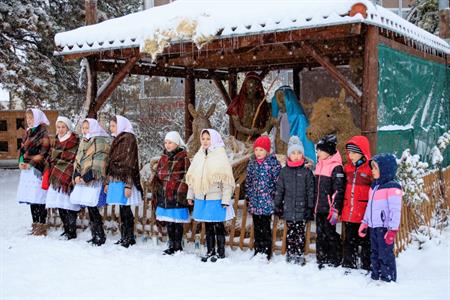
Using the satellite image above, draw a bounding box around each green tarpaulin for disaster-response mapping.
[377,44,450,166]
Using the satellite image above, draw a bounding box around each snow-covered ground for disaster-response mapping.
[1,169,449,300]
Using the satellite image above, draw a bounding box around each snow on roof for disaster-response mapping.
[54,0,450,59]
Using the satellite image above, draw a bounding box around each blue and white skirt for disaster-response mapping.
[69,181,103,207]
[156,207,190,223]
[106,181,141,206]
[16,168,47,205]
[46,185,80,211]
[193,199,235,222]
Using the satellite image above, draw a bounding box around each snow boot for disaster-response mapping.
[216,235,226,259]
[201,234,216,262]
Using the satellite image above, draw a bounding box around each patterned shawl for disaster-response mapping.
[49,132,79,194]
[74,136,110,182]
[20,124,51,174]
[107,132,143,195]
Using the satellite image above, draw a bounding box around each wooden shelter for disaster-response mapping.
[54,0,450,156]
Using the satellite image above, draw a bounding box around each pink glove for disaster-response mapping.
[358,223,368,238]
[384,230,398,245]
[327,207,339,226]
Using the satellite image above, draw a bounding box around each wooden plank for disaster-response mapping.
[227,185,240,249]
[228,71,238,134]
[271,216,279,254]
[301,42,362,103]
[379,35,447,65]
[89,55,140,116]
[361,26,379,156]
[85,0,97,25]
[239,200,249,250]
[280,220,288,255]
[184,73,195,140]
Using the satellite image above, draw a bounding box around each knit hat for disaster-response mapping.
[316,134,337,155]
[287,135,304,157]
[253,136,271,153]
[346,143,363,155]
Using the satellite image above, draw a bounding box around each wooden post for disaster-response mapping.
[362,26,379,155]
[85,0,98,118]
[228,70,238,134]
[184,72,195,140]
[293,67,301,100]
[85,0,97,25]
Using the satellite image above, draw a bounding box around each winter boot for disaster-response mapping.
[120,206,136,248]
[201,234,216,262]
[65,211,78,240]
[115,223,125,245]
[216,235,226,259]
[295,256,306,266]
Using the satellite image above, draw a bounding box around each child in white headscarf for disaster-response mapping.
[16,108,51,236]
[105,115,142,248]
[186,129,235,262]
[45,116,80,240]
[151,131,190,255]
[70,118,110,246]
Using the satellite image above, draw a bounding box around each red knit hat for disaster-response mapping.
[253,136,271,153]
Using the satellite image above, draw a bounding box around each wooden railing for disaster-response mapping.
[47,167,450,256]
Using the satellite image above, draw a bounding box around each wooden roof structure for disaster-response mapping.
[55,1,450,154]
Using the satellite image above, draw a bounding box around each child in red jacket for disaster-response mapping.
[341,136,372,272]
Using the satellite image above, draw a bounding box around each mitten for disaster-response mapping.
[358,223,368,238]
[41,169,50,190]
[384,230,398,245]
[327,207,339,226]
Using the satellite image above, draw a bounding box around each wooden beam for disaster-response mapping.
[94,60,229,80]
[89,55,140,115]
[228,70,238,134]
[184,72,195,140]
[293,67,301,100]
[259,69,270,80]
[378,35,447,65]
[362,26,379,155]
[213,77,232,106]
[301,42,362,103]
[86,58,98,118]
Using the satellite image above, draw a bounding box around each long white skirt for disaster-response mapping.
[46,185,81,211]
[16,168,47,205]
[69,181,102,207]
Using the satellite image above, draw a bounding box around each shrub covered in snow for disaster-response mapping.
[430,130,450,166]
[397,149,429,205]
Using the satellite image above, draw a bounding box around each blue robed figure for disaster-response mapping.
[271,85,316,163]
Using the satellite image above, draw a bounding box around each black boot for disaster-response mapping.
[163,222,176,255]
[216,235,226,259]
[87,207,105,246]
[120,206,136,248]
[59,209,68,237]
[65,210,78,240]
[201,234,216,262]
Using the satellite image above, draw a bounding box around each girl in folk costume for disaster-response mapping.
[151,131,190,255]
[105,115,143,248]
[274,136,315,265]
[70,118,110,246]
[186,129,235,262]
[45,117,80,240]
[314,134,346,269]
[245,135,281,260]
[16,109,51,236]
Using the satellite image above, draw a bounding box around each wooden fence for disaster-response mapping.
[47,167,450,256]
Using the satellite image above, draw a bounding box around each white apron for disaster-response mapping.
[16,168,47,205]
[46,185,81,211]
[69,181,102,207]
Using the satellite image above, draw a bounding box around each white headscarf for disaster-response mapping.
[28,108,50,129]
[114,115,135,137]
[165,131,186,148]
[83,118,109,139]
[56,116,74,142]
[201,128,225,151]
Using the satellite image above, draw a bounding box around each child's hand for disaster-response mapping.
[74,176,82,184]
[327,207,339,226]
[358,223,368,238]
[187,199,194,206]
[384,230,397,245]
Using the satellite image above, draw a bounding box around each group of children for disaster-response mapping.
[17,109,142,248]
[16,108,402,282]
